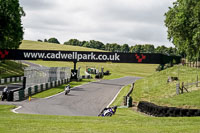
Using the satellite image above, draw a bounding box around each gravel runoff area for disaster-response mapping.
[1,76,141,116]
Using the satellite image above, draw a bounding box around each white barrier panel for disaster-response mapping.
[14,91,19,101]
[24,66,71,88]
[7,78,10,83]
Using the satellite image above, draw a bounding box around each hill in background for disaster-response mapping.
[19,40,104,52]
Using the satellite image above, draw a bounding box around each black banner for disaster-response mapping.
[0,49,181,64]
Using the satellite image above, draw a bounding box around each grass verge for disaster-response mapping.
[110,84,131,106]
[0,60,25,79]
[132,65,200,108]
[0,105,200,133]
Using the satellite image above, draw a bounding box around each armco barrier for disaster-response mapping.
[13,78,70,101]
[138,101,200,117]
[0,76,23,84]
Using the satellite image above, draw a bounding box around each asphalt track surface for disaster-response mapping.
[0,83,22,92]
[10,76,140,116]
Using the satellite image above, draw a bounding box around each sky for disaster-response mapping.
[19,0,175,47]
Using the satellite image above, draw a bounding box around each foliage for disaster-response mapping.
[37,39,43,42]
[165,0,200,59]
[121,44,130,53]
[63,38,178,55]
[105,43,121,52]
[64,39,81,46]
[47,37,60,44]
[64,39,105,50]
[0,0,25,49]
[0,60,24,78]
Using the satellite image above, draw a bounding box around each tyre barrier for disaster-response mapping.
[82,75,92,79]
[137,101,200,117]
[0,76,23,84]
[12,78,70,101]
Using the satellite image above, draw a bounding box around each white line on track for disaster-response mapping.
[12,106,22,114]
[107,86,123,108]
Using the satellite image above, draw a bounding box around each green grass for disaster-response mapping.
[0,60,25,79]
[32,79,95,98]
[20,40,104,52]
[1,65,200,132]
[2,40,200,132]
[0,105,200,133]
[132,65,200,108]
[110,84,131,106]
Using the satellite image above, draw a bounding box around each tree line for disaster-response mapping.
[38,38,178,55]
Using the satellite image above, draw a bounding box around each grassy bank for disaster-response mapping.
[0,104,200,133]
[20,40,104,52]
[0,60,24,79]
[132,65,200,108]
[2,40,200,132]
[1,65,200,132]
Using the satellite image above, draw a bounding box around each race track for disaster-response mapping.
[15,76,140,116]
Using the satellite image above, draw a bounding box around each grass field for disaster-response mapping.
[132,65,200,109]
[1,82,200,133]
[0,60,25,79]
[1,65,200,133]
[1,40,200,132]
[1,100,200,133]
[20,40,104,52]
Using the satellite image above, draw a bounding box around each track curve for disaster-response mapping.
[15,76,141,116]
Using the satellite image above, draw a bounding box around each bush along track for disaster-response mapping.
[138,101,200,117]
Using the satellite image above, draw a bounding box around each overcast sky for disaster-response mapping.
[19,0,175,47]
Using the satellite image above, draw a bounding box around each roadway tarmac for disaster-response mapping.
[0,83,22,92]
[1,76,140,116]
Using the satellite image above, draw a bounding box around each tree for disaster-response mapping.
[130,45,142,53]
[155,45,168,54]
[121,44,130,53]
[48,37,60,44]
[143,44,155,53]
[64,39,81,46]
[0,0,25,49]
[165,0,200,59]
[105,43,121,52]
[89,40,105,50]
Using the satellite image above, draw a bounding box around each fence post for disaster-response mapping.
[176,83,180,95]
[181,82,184,94]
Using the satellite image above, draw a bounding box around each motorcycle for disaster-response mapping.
[98,106,117,117]
[64,84,70,95]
